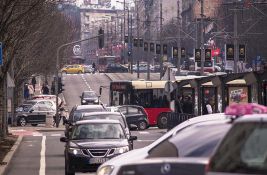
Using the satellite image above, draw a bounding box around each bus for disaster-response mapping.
[195,60,215,73]
[97,56,120,72]
[109,80,172,128]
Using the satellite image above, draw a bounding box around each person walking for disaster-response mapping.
[28,83,34,99]
[175,95,183,113]
[203,100,213,115]
[24,83,30,100]
[31,76,37,92]
[42,83,49,95]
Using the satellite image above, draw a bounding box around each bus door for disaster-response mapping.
[110,82,131,106]
[201,86,217,114]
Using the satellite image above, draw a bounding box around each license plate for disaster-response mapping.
[89,158,109,164]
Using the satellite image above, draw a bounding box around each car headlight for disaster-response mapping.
[97,165,114,175]
[94,99,99,103]
[68,148,83,155]
[82,100,86,103]
[114,146,129,154]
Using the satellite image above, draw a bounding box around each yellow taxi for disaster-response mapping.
[61,65,84,74]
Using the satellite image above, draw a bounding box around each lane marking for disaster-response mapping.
[137,140,155,142]
[139,131,150,134]
[39,136,46,175]
[50,134,61,137]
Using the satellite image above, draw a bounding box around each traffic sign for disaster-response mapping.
[0,42,2,66]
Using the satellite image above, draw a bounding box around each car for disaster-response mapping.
[18,99,57,111]
[207,114,267,175]
[105,63,128,73]
[60,119,137,174]
[61,64,84,74]
[83,65,94,73]
[117,105,149,130]
[80,91,99,105]
[15,103,56,126]
[32,95,62,106]
[116,157,209,175]
[97,113,232,175]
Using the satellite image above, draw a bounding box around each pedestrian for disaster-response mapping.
[31,76,37,92]
[42,83,49,95]
[51,80,55,95]
[203,100,213,115]
[28,83,34,99]
[182,96,193,114]
[175,95,183,113]
[23,83,30,100]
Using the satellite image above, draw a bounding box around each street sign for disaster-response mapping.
[73,45,81,55]
[0,42,2,66]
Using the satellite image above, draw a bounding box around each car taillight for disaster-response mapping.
[205,159,211,172]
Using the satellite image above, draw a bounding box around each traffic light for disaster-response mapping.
[205,49,211,61]
[125,36,128,43]
[139,39,143,47]
[226,44,234,60]
[156,44,161,55]
[163,44,168,55]
[181,48,186,58]
[172,47,178,58]
[195,49,201,62]
[133,38,138,47]
[98,28,104,49]
[239,44,246,61]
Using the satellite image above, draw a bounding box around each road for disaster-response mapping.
[5,73,166,175]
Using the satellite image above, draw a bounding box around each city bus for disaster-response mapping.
[109,80,171,128]
[97,56,120,72]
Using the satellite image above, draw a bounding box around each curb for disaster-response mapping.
[0,135,23,175]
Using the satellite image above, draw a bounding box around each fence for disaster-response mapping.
[166,112,196,130]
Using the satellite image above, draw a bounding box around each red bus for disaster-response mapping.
[109,81,171,128]
[97,56,120,72]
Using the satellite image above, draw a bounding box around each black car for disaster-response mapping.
[105,63,128,73]
[80,91,99,105]
[117,105,149,130]
[60,119,137,174]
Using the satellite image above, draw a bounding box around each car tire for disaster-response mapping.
[157,113,168,129]
[31,124,38,127]
[18,117,27,127]
[65,158,75,175]
[137,121,148,130]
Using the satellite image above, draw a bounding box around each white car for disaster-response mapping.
[20,99,57,111]
[32,95,62,106]
[96,113,228,175]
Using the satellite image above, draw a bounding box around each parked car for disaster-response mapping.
[83,65,94,73]
[117,105,149,130]
[15,103,56,126]
[132,64,154,73]
[97,113,232,175]
[32,95,62,106]
[105,63,128,73]
[61,64,84,74]
[207,114,267,175]
[80,91,99,105]
[60,119,137,174]
[116,157,208,175]
[17,99,57,112]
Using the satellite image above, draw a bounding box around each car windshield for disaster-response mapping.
[72,108,105,122]
[197,61,212,67]
[82,114,126,128]
[147,122,231,158]
[210,122,267,174]
[83,92,97,98]
[71,123,125,140]
[17,104,33,112]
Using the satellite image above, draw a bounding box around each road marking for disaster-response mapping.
[50,134,61,137]
[39,136,46,175]
[33,132,43,137]
[137,140,155,142]
[139,131,150,134]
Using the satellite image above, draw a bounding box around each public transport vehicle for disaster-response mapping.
[109,80,172,128]
[97,55,120,72]
[195,60,215,73]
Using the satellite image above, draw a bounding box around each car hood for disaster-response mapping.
[71,139,129,148]
[99,147,148,169]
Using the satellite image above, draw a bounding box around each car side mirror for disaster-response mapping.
[60,137,68,142]
[129,136,137,141]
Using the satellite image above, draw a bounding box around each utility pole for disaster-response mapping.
[177,0,181,75]
[146,7,151,80]
[136,0,140,78]
[123,0,126,64]
[200,0,205,75]
[159,0,163,79]
[127,7,131,71]
[130,14,133,74]
[233,8,238,73]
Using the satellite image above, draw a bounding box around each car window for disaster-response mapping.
[71,123,125,140]
[82,114,126,128]
[72,108,105,122]
[83,92,97,98]
[147,123,230,158]
[210,122,267,174]
[127,107,142,114]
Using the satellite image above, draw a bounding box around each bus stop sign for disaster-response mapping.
[0,42,2,66]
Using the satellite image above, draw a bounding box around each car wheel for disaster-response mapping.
[31,124,38,127]
[65,157,75,175]
[18,117,27,127]
[137,121,147,130]
[78,71,82,74]
[157,113,168,129]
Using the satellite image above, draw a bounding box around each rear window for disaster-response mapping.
[147,123,230,158]
[82,114,126,128]
[210,122,267,174]
[71,107,105,122]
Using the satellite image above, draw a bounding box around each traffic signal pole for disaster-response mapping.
[234,8,238,73]
[136,0,140,78]
[200,0,205,75]
[159,1,163,79]
[55,34,103,127]
[177,0,181,75]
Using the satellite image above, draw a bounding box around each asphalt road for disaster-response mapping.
[5,73,166,175]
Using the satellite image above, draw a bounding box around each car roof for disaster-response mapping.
[235,114,267,123]
[117,105,144,108]
[76,119,121,125]
[82,112,122,116]
[76,105,104,110]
